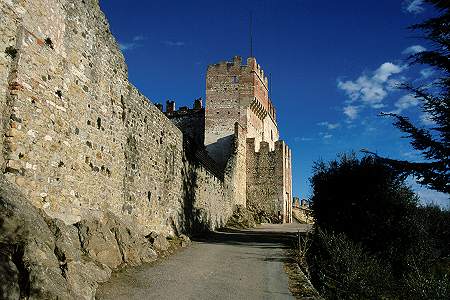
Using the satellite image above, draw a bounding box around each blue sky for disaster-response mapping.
[100,0,448,209]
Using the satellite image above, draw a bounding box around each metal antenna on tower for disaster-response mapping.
[250,11,253,57]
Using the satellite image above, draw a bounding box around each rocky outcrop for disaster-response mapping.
[1,177,73,299]
[292,208,314,224]
[225,205,257,229]
[0,177,171,299]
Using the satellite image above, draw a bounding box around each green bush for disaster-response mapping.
[306,154,450,299]
[310,154,419,256]
[307,229,393,300]
[401,266,450,300]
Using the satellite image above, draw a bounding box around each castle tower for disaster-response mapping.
[205,56,279,168]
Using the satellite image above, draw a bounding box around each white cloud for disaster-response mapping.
[343,105,359,120]
[390,94,420,114]
[401,151,421,160]
[317,121,340,130]
[119,35,146,51]
[372,103,386,109]
[338,76,386,104]
[338,62,404,109]
[319,132,333,139]
[406,177,449,209]
[404,0,425,14]
[119,43,136,51]
[162,40,185,47]
[402,44,426,55]
[373,63,404,82]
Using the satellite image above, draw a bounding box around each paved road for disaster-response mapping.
[96,223,312,300]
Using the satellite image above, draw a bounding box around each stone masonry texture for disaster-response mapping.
[0,0,292,298]
[203,55,293,223]
[0,0,246,298]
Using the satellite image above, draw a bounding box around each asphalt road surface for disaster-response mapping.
[96,223,312,300]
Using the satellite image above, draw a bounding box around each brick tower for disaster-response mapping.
[204,56,292,223]
[205,56,279,168]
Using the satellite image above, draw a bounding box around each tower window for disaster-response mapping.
[233,76,239,83]
[271,130,273,141]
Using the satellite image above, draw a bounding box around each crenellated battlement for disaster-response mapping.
[208,56,269,88]
[159,98,203,116]
[246,138,290,156]
[208,55,243,71]
[246,57,269,88]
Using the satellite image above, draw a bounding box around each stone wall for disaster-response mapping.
[165,101,205,148]
[0,0,190,236]
[246,138,292,223]
[0,1,245,297]
[225,123,247,208]
[183,122,247,232]
[0,0,246,235]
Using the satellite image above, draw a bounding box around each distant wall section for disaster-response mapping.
[246,138,292,223]
[164,99,205,148]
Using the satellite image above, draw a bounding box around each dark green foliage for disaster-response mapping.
[418,205,450,257]
[304,2,450,298]
[307,154,450,299]
[307,228,450,300]
[307,229,393,300]
[401,265,450,300]
[375,0,450,194]
[310,153,419,258]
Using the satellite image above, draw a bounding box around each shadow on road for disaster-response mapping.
[191,227,298,248]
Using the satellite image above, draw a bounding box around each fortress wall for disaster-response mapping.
[285,144,293,222]
[0,0,186,235]
[189,164,228,230]
[0,0,29,170]
[263,116,279,148]
[120,86,187,235]
[224,123,247,208]
[0,0,238,237]
[0,1,246,297]
[166,107,205,147]
[183,123,247,232]
[246,138,292,222]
